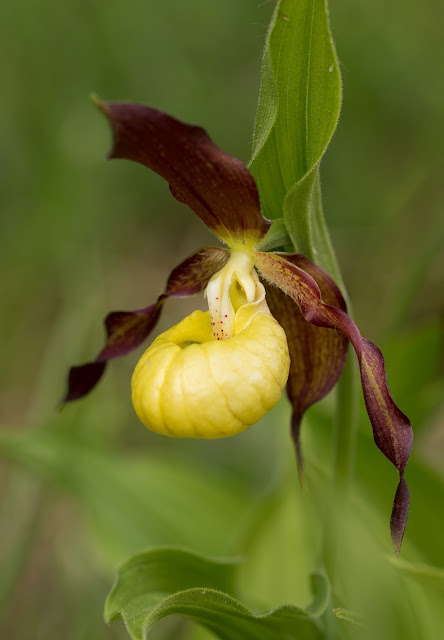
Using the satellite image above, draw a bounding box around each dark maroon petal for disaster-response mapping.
[164,248,230,297]
[95,99,270,247]
[64,362,106,403]
[63,247,228,403]
[97,305,163,362]
[256,251,413,550]
[263,254,348,481]
[390,477,410,556]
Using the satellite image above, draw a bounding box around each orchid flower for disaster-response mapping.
[64,100,413,551]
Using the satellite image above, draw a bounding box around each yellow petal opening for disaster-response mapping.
[131,303,290,439]
[205,250,260,341]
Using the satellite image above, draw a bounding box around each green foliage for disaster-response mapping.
[3,411,444,639]
[250,0,342,279]
[105,547,325,639]
[0,425,256,564]
[257,219,290,252]
[1,0,444,638]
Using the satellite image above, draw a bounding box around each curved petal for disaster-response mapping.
[63,247,229,403]
[263,254,348,480]
[95,99,270,249]
[255,251,413,550]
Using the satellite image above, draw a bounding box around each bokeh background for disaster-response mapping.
[1,1,443,638]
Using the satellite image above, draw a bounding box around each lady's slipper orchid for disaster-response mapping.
[64,100,413,552]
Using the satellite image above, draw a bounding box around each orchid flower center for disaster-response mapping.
[130,250,290,439]
[205,250,268,340]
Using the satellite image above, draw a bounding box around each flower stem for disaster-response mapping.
[308,174,359,496]
[333,347,358,495]
[308,183,359,584]
[322,342,358,586]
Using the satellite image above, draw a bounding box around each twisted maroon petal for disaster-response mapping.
[256,251,413,551]
[63,247,228,403]
[95,99,270,247]
[263,254,348,481]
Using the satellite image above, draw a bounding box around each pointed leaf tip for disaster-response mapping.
[391,476,410,555]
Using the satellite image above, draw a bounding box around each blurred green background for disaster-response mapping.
[1,0,443,638]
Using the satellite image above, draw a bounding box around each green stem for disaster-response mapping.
[307,175,359,590]
[333,348,358,495]
[310,173,359,495]
[320,350,358,605]
[321,334,358,594]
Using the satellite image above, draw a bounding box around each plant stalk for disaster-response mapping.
[333,348,358,495]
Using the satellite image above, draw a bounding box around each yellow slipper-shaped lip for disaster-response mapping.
[131,307,290,438]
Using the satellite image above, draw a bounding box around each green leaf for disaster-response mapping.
[105,547,324,640]
[305,571,330,617]
[256,219,291,252]
[250,0,342,278]
[238,465,322,609]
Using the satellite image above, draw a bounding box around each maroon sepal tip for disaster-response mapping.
[63,247,228,403]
